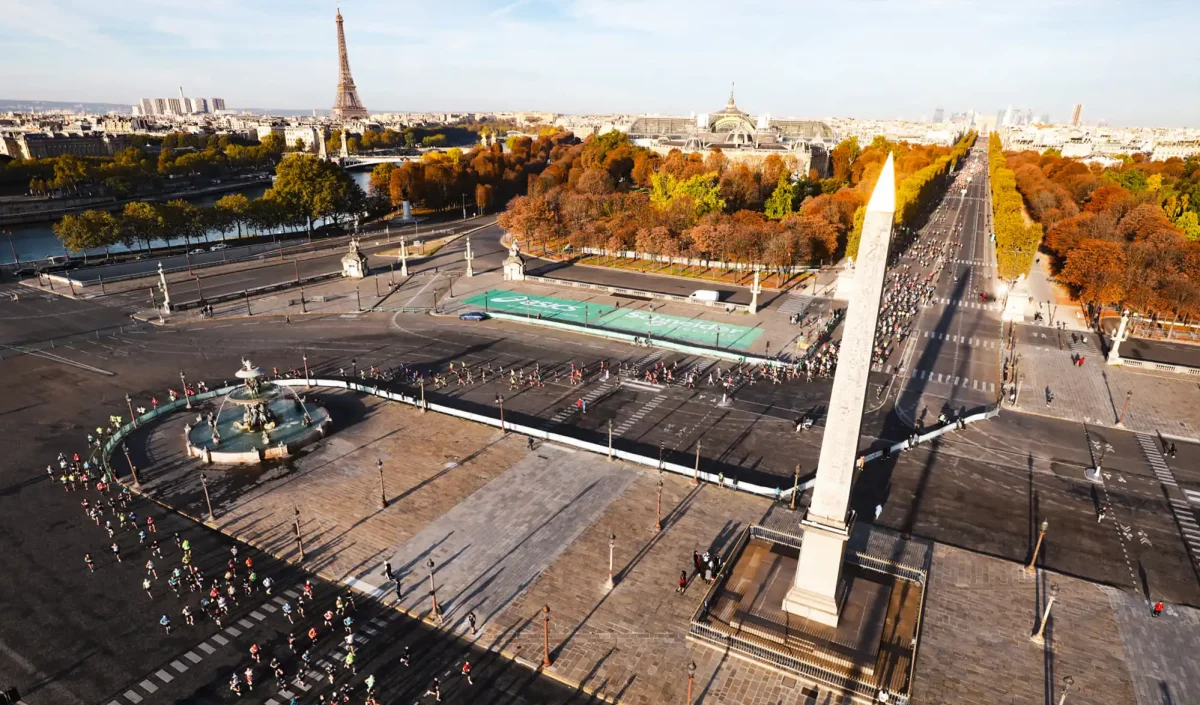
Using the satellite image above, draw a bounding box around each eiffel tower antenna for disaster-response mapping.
[332,7,368,120]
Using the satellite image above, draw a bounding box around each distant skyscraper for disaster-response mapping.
[1070,103,1083,126]
[1002,104,1014,127]
[1039,113,1050,125]
[933,108,945,123]
[331,10,368,120]
[210,98,226,111]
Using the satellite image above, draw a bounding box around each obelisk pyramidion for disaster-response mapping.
[783,153,896,627]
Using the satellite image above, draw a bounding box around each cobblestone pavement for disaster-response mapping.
[1011,325,1200,439]
[1108,587,1200,705]
[383,443,638,631]
[914,544,1137,705]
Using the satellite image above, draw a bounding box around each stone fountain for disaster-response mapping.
[185,359,332,465]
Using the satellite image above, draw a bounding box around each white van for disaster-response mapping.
[689,289,720,302]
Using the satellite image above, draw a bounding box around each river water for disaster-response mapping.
[2,170,373,264]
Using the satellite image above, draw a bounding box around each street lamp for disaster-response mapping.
[377,458,387,509]
[542,604,552,667]
[687,662,697,704]
[427,559,443,625]
[1058,676,1075,705]
[605,533,616,590]
[294,507,304,561]
[495,393,506,433]
[693,440,701,485]
[351,358,358,379]
[1031,583,1059,643]
[790,463,801,511]
[121,443,140,488]
[655,477,664,532]
[303,353,311,389]
[1026,519,1048,573]
[200,472,214,522]
[1117,390,1133,426]
[659,441,665,471]
[180,370,192,409]
[126,393,137,428]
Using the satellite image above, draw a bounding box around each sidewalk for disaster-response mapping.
[1011,326,1200,440]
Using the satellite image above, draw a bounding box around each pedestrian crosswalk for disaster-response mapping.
[906,369,996,393]
[950,258,991,266]
[546,382,614,426]
[931,297,1001,311]
[778,294,816,316]
[104,583,398,705]
[1134,434,1200,568]
[920,330,996,348]
[1185,488,1200,506]
[613,394,666,437]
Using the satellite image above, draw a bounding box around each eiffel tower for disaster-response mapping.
[331,9,368,120]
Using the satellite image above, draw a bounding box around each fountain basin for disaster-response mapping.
[186,399,331,464]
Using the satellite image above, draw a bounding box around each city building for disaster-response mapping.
[932,108,944,124]
[621,89,835,176]
[1150,139,1200,161]
[1070,103,1084,127]
[137,92,226,116]
[0,131,130,159]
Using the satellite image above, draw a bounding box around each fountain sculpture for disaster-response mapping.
[186,360,332,464]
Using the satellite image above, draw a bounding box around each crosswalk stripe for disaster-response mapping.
[225,625,242,637]
[262,603,277,613]
[139,680,158,693]
[124,690,142,703]
[239,618,254,629]
[171,661,188,673]
[185,651,202,663]
[199,641,217,654]
[155,670,173,683]
[211,634,229,646]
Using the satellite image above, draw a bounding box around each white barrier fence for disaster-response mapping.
[101,378,1000,506]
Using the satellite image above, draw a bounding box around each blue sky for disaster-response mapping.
[2,0,1198,126]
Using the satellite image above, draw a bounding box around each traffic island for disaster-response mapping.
[690,517,930,704]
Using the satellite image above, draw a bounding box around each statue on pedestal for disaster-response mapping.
[341,238,369,279]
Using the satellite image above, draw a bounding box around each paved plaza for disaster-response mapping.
[133,390,1200,705]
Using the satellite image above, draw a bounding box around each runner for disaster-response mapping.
[159,614,172,634]
[84,553,95,572]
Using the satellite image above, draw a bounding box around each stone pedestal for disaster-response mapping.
[341,239,369,279]
[1001,275,1029,322]
[782,519,852,626]
[503,240,525,282]
[833,260,856,301]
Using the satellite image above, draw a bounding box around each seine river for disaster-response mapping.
[2,170,373,264]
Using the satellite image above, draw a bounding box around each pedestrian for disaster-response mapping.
[400,645,411,667]
[146,515,156,533]
[343,615,353,633]
[150,539,162,558]
[308,626,319,645]
[84,553,95,572]
[287,633,297,653]
[229,673,242,697]
[143,578,153,598]
[249,643,261,663]
[344,632,355,653]
[425,677,442,702]
[262,576,273,595]
[282,601,294,623]
[160,614,172,634]
[272,659,284,687]
[365,674,376,694]
[874,504,883,521]
[677,569,688,594]
[693,550,701,574]
[461,660,473,685]
[146,559,157,579]
[1169,443,1177,459]
[1153,601,1164,618]
[382,561,394,583]
[111,542,121,562]
[527,437,534,451]
[467,611,477,634]
[182,605,195,626]
[244,667,255,691]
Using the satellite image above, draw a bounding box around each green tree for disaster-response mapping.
[1176,210,1200,241]
[214,193,251,238]
[120,201,164,254]
[764,176,795,220]
[52,154,88,193]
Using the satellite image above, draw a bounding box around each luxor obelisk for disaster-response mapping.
[783,153,896,627]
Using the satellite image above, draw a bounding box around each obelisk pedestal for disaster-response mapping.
[782,154,897,627]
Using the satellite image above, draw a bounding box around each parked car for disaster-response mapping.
[459,311,489,321]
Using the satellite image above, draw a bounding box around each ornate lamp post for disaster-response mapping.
[294,507,304,561]
[1031,584,1059,643]
[542,604,553,667]
[427,559,443,625]
[1117,390,1133,426]
[606,533,616,590]
[121,443,140,488]
[200,472,215,521]
[496,393,506,433]
[693,440,701,485]
[126,393,138,428]
[655,477,664,532]
[790,463,801,511]
[1058,676,1075,705]
[1026,519,1048,573]
[687,662,696,704]
[377,458,387,509]
[180,370,192,409]
[303,353,311,389]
